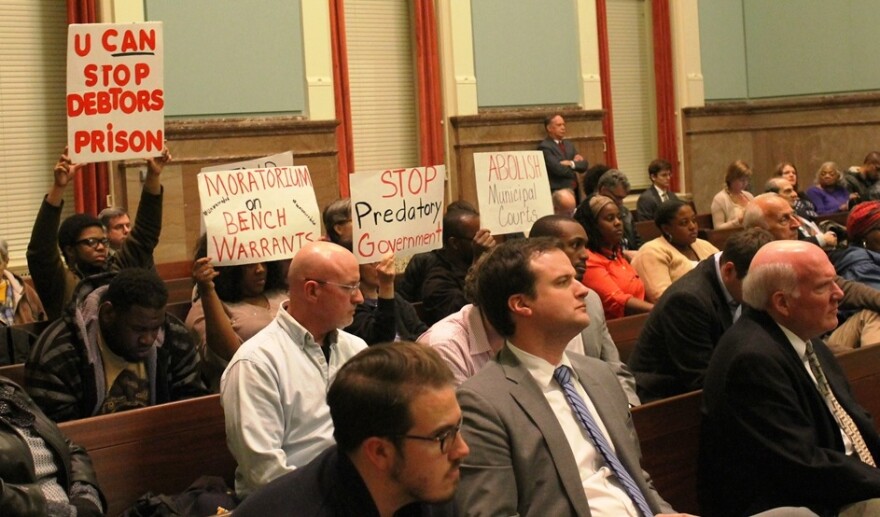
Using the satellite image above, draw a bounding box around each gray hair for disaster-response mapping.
[742,193,783,230]
[814,161,845,188]
[597,169,630,192]
[98,206,128,227]
[742,262,799,311]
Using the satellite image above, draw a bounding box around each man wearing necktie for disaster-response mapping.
[700,240,880,517]
[538,114,589,193]
[456,238,689,516]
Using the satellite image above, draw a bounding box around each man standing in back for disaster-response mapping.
[539,114,588,193]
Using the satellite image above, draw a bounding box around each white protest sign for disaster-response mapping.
[67,22,164,163]
[197,166,320,265]
[351,166,446,264]
[473,151,553,234]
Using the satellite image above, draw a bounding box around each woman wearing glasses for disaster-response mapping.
[186,235,289,390]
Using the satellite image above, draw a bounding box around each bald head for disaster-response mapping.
[288,241,363,341]
[743,193,800,241]
[743,240,842,340]
[552,189,577,216]
[764,178,798,206]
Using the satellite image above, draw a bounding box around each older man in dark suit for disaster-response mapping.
[538,114,588,193]
[700,240,880,517]
[457,238,685,516]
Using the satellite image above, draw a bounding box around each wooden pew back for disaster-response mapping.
[607,312,650,363]
[59,395,235,516]
[0,362,25,387]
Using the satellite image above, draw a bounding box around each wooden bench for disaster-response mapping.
[0,362,25,386]
[704,227,742,251]
[815,211,849,227]
[59,394,235,516]
[634,220,660,242]
[607,312,649,363]
[1,320,51,365]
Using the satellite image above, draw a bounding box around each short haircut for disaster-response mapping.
[322,198,351,244]
[58,213,104,254]
[597,169,630,193]
[583,164,610,195]
[742,262,798,311]
[328,342,454,453]
[764,177,786,193]
[654,199,689,230]
[529,214,573,238]
[0,240,8,263]
[864,151,880,167]
[473,237,562,337]
[648,159,672,178]
[443,201,479,244]
[100,268,168,312]
[724,160,752,186]
[815,162,844,188]
[543,113,562,129]
[719,228,774,279]
[98,206,128,228]
[742,193,784,231]
[194,234,286,302]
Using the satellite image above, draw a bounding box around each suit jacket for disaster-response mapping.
[635,186,679,222]
[628,257,733,402]
[456,345,672,516]
[699,308,880,517]
[538,137,588,192]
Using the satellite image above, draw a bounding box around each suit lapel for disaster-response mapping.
[497,347,592,514]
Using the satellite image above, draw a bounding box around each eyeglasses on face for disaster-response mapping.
[76,237,110,249]
[394,419,463,454]
[307,278,361,295]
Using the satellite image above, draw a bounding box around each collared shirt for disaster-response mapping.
[507,343,639,517]
[220,302,368,498]
[777,323,853,454]
[653,184,668,200]
[713,253,741,321]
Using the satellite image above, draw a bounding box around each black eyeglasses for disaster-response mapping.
[307,278,361,295]
[75,237,110,249]
[394,419,463,454]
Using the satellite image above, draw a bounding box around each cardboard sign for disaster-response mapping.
[67,22,164,163]
[197,166,320,265]
[351,166,446,264]
[200,151,293,172]
[473,151,553,234]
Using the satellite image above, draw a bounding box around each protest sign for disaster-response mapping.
[67,22,164,163]
[351,166,445,264]
[197,165,320,265]
[473,151,553,234]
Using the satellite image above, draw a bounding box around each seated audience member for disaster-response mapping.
[0,239,45,325]
[235,342,467,517]
[186,236,289,390]
[826,201,880,352]
[322,197,352,249]
[807,161,851,215]
[98,206,131,251]
[221,241,368,499]
[575,195,653,319]
[700,240,880,517]
[636,158,679,222]
[711,160,754,230]
[25,269,208,422]
[552,188,577,216]
[628,228,773,403]
[0,375,105,516]
[775,161,818,220]
[765,178,838,248]
[28,147,170,321]
[538,113,588,193]
[583,163,610,198]
[419,215,640,405]
[345,253,427,345]
[846,151,880,205]
[632,200,719,303]
[398,200,475,303]
[456,238,679,516]
[595,169,643,251]
[420,203,495,325]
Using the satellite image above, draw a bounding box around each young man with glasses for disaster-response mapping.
[221,241,368,499]
[235,342,468,516]
[27,147,170,320]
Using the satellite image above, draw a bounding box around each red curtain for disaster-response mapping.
[330,0,354,196]
[414,0,444,167]
[651,0,680,191]
[595,0,617,168]
[67,0,108,216]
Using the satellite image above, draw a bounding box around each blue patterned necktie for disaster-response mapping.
[553,365,654,517]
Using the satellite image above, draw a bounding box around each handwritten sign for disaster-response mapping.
[200,151,293,173]
[473,151,553,234]
[351,166,446,264]
[67,22,164,163]
[197,166,320,265]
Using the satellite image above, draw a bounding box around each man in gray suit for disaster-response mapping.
[456,238,684,517]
